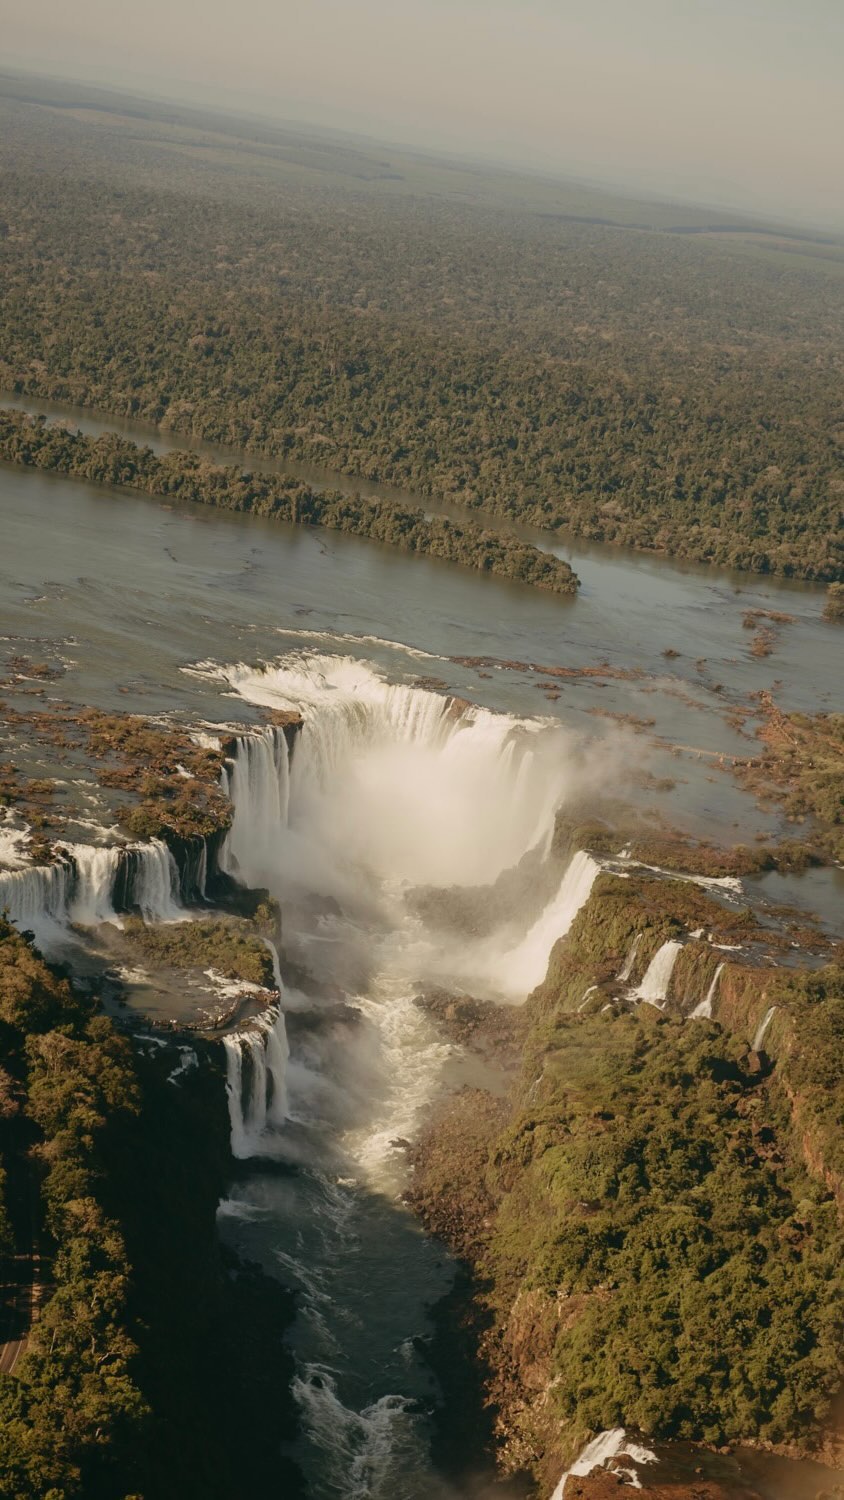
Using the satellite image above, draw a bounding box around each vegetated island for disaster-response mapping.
[0,410,579,596]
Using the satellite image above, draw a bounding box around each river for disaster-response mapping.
[1,396,842,1497]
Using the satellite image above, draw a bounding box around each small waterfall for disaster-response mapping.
[245,1032,269,1136]
[132,839,183,922]
[63,843,121,925]
[630,939,683,1007]
[753,1004,777,1052]
[550,1429,657,1499]
[498,850,601,996]
[690,961,725,1020]
[262,938,290,1125]
[223,942,289,1157]
[220,726,290,887]
[616,933,641,983]
[223,1035,249,1159]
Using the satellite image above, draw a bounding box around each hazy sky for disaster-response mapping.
[5,0,843,227]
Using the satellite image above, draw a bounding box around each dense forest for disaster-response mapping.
[0,920,301,1499]
[0,411,578,595]
[0,82,841,581]
[411,872,844,1490]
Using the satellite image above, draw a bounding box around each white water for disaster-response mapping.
[62,842,121,925]
[210,654,604,1488]
[690,960,725,1020]
[617,932,642,983]
[221,724,290,888]
[0,858,73,946]
[263,940,290,1126]
[753,1004,777,1051]
[497,850,601,995]
[0,835,185,945]
[630,939,683,1007]
[223,1000,290,1159]
[132,839,183,922]
[550,1428,657,1498]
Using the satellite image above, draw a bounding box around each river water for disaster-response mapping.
[1,397,842,1498]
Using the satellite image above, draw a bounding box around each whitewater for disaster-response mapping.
[210,653,601,1495]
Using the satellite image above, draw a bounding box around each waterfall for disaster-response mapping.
[220,655,574,897]
[262,938,290,1124]
[0,859,73,944]
[223,1017,287,1157]
[497,851,601,996]
[63,843,121,925]
[220,726,290,887]
[223,1035,249,1159]
[753,1004,777,1052]
[616,933,641,983]
[245,1032,269,1136]
[132,839,183,922]
[550,1429,657,1498]
[690,961,724,1020]
[630,939,683,1007]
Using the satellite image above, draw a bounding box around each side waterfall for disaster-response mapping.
[497,850,601,995]
[630,939,683,1007]
[550,1429,657,1498]
[223,1005,289,1159]
[753,1004,777,1052]
[0,838,185,945]
[690,961,725,1020]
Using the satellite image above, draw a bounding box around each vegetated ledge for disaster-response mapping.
[408,868,844,1497]
[0,409,579,596]
[0,917,303,1499]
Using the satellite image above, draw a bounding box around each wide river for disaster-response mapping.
[1,397,842,1498]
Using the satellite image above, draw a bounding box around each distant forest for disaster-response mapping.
[0,77,842,582]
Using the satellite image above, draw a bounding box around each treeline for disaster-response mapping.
[0,919,301,1499]
[0,410,579,596]
[0,145,842,580]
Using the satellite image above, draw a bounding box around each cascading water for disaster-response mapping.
[132,839,183,922]
[496,850,601,996]
[617,932,641,983]
[262,940,290,1125]
[212,654,603,1495]
[629,939,683,1007]
[690,961,725,1020]
[220,725,290,888]
[223,1006,290,1159]
[550,1429,657,1498]
[0,858,73,945]
[62,842,121,925]
[753,1004,777,1051]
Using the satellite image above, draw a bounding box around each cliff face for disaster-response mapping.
[409,871,844,1496]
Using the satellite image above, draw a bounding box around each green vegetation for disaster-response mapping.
[824,583,844,621]
[0,84,842,582]
[739,701,844,863]
[410,878,844,1485]
[0,411,578,596]
[122,915,275,987]
[0,919,300,1498]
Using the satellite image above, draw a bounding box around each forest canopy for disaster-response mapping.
[0,87,841,582]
